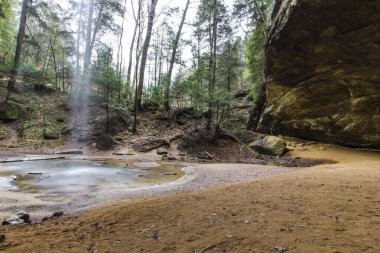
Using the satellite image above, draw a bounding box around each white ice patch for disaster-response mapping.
[0,175,17,190]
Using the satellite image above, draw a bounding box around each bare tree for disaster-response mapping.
[163,0,190,111]
[76,0,84,76]
[4,0,29,104]
[83,0,95,76]
[136,0,159,109]
[126,0,139,99]
[207,0,219,130]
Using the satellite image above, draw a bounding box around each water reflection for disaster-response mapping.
[0,159,185,194]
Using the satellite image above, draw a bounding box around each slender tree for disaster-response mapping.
[163,0,190,111]
[126,0,139,99]
[83,0,95,76]
[75,0,84,76]
[4,0,29,104]
[136,0,158,109]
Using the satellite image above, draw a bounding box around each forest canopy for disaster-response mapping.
[0,0,274,132]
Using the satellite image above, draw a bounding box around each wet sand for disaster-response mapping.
[0,143,380,252]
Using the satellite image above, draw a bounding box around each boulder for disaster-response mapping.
[255,0,380,149]
[249,136,287,157]
[157,148,169,155]
[172,107,201,125]
[0,102,23,122]
[2,212,31,225]
[232,129,264,144]
[95,134,115,151]
[141,100,160,111]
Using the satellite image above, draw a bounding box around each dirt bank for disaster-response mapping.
[0,143,379,252]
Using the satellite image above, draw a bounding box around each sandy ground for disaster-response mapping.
[0,142,380,252]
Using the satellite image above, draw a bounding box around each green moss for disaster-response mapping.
[0,102,23,122]
[56,115,66,123]
[59,125,72,135]
[0,127,8,140]
[43,126,60,140]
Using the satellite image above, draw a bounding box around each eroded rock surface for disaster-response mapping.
[257,0,380,148]
[249,135,287,157]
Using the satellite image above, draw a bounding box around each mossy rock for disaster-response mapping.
[232,129,264,144]
[43,127,60,140]
[249,135,287,157]
[95,134,114,150]
[0,127,8,140]
[0,102,24,122]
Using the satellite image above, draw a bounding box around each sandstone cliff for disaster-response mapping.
[256,0,380,149]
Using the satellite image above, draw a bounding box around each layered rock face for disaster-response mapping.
[257,0,380,149]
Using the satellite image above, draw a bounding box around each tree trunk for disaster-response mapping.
[62,48,66,92]
[76,0,84,76]
[226,41,232,119]
[164,0,190,111]
[4,0,29,104]
[90,3,104,56]
[50,39,58,89]
[206,0,218,130]
[126,0,138,100]
[157,29,164,87]
[117,0,126,102]
[136,0,158,110]
[132,0,143,133]
[83,0,95,76]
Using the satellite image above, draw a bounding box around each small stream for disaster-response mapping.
[0,158,185,221]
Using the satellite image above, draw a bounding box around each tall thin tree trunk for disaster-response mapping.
[126,0,138,100]
[136,0,158,110]
[50,39,58,89]
[90,3,104,56]
[76,0,84,76]
[83,0,95,76]
[226,41,232,119]
[62,48,66,92]
[207,0,218,130]
[157,29,164,87]
[132,0,143,133]
[117,1,126,102]
[164,0,190,111]
[4,0,29,104]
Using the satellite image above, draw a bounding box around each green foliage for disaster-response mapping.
[145,85,164,105]
[58,93,70,109]
[92,45,121,100]
[234,0,274,103]
[0,102,23,122]
[0,127,9,140]
[18,62,44,80]
[43,126,60,140]
[0,0,16,62]
[20,0,75,90]
[247,25,265,81]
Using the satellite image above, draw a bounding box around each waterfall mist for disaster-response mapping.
[70,72,91,146]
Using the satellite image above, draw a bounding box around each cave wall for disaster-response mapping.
[257,0,380,149]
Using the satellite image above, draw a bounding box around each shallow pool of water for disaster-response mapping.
[0,159,184,193]
[0,158,185,220]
